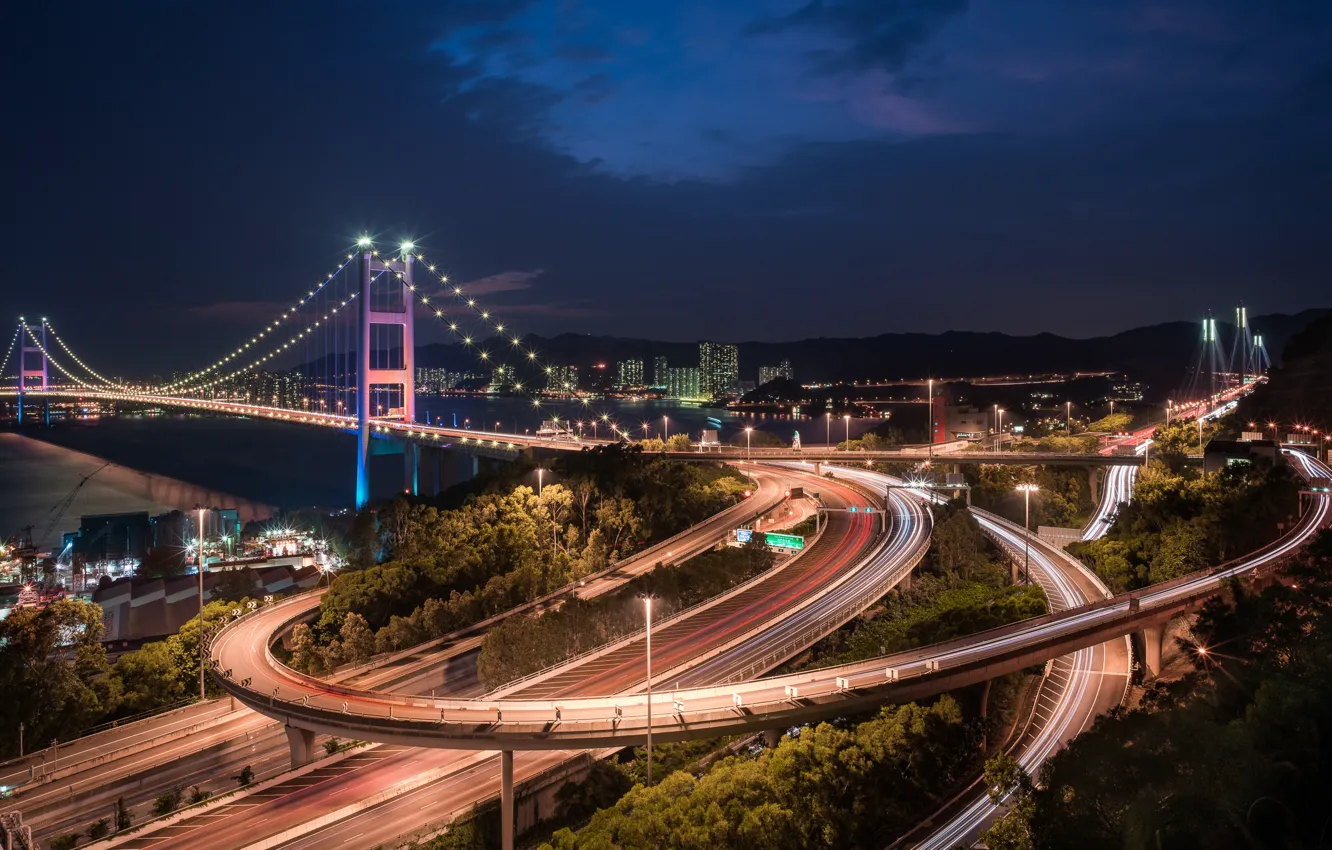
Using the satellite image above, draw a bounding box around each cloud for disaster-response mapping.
[745,0,969,77]
[449,269,545,297]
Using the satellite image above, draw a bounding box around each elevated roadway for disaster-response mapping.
[209,452,1327,752]
[670,446,1151,466]
[122,468,918,849]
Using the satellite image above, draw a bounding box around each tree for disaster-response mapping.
[237,765,254,787]
[288,623,322,674]
[153,787,184,816]
[114,797,132,831]
[980,755,1034,850]
[138,546,189,579]
[87,820,110,840]
[339,612,376,664]
[0,599,119,759]
[113,639,186,714]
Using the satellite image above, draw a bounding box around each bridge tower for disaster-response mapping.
[356,249,416,508]
[17,319,49,426]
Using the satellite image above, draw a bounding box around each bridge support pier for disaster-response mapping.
[763,728,782,749]
[406,442,419,495]
[813,461,821,476]
[501,749,515,850]
[1140,621,1168,680]
[285,725,315,769]
[1088,468,1101,504]
[898,569,912,592]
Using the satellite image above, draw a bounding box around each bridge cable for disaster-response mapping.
[0,323,20,385]
[158,252,357,393]
[41,321,134,391]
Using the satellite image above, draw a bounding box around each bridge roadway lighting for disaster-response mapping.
[357,235,372,248]
[1016,484,1038,585]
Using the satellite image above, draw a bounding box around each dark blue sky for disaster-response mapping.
[6,1,1331,375]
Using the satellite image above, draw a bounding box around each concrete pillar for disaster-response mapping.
[501,750,515,850]
[1140,622,1167,680]
[978,678,994,750]
[1011,557,1020,587]
[1088,467,1101,504]
[284,726,315,769]
[405,442,419,495]
[898,570,912,592]
[763,728,781,749]
[813,461,821,476]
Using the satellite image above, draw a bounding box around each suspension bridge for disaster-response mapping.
[0,238,1271,508]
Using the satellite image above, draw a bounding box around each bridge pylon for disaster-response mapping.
[17,319,50,426]
[356,250,416,508]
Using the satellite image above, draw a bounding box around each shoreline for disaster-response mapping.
[0,433,276,551]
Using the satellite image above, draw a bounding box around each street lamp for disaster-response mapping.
[1165,400,1172,427]
[663,416,669,441]
[196,505,206,701]
[744,427,753,463]
[825,411,831,446]
[843,414,851,446]
[641,594,655,786]
[1016,484,1038,585]
[1066,400,1072,431]
[1268,421,1279,442]
[926,378,934,462]
[996,408,1005,452]
[536,467,545,496]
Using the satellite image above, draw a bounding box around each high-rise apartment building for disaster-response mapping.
[616,359,644,388]
[699,341,740,399]
[489,365,514,393]
[653,356,668,387]
[546,365,579,393]
[666,367,701,401]
[758,358,794,387]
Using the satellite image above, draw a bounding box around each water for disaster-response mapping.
[3,397,881,543]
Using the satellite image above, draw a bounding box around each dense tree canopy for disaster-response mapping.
[988,530,1332,850]
[542,698,976,850]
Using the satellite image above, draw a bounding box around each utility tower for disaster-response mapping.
[17,319,49,426]
[356,248,416,508]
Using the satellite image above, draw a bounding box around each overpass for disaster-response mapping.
[668,446,1151,466]
[209,450,1328,844]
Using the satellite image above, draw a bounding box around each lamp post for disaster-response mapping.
[997,408,1005,452]
[663,416,669,441]
[1016,484,1038,585]
[843,414,851,446]
[825,411,831,446]
[537,467,544,496]
[927,378,934,462]
[197,505,206,701]
[744,427,753,463]
[1165,400,1172,427]
[1268,421,1279,442]
[642,595,654,786]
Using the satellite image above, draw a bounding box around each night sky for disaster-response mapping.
[6,1,1331,375]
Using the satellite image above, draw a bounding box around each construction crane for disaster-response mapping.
[42,463,110,544]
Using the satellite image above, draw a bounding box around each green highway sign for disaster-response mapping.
[762,532,805,550]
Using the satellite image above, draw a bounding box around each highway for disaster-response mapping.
[2,464,801,846]
[118,468,913,849]
[204,451,1329,752]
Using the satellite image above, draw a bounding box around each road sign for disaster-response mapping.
[762,532,805,550]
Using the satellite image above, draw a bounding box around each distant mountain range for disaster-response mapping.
[410,309,1328,399]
